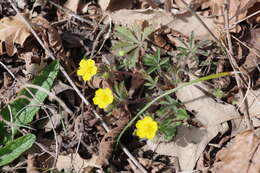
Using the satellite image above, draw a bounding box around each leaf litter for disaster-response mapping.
[0,0,259,172]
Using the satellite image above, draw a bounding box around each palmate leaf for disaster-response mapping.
[0,60,60,144]
[115,26,138,43]
[124,47,140,69]
[0,133,36,166]
[142,26,154,41]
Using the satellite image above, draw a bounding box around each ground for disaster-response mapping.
[0,0,260,173]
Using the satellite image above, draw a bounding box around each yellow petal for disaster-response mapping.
[77,69,85,76]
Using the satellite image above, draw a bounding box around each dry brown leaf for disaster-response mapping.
[96,117,129,166]
[56,153,99,172]
[0,14,32,56]
[98,0,132,11]
[64,0,80,12]
[210,130,260,173]
[87,75,110,89]
[110,9,218,40]
[175,0,209,10]
[20,52,47,77]
[145,123,229,171]
[176,74,239,126]
[26,154,40,173]
[209,0,260,32]
[241,28,260,73]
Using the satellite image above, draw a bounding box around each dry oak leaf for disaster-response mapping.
[98,0,132,11]
[211,130,260,173]
[0,14,32,56]
[209,0,260,32]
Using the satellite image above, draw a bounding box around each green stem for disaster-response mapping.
[116,71,235,144]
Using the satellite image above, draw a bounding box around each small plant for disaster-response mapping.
[143,48,169,74]
[112,25,154,69]
[157,96,189,140]
[213,88,224,99]
[0,60,60,166]
[144,74,159,90]
[113,81,128,102]
[177,32,209,66]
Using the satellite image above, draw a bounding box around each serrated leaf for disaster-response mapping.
[175,108,189,120]
[0,60,60,126]
[132,24,142,41]
[124,47,139,69]
[142,26,154,41]
[0,134,36,166]
[112,42,133,50]
[115,26,138,43]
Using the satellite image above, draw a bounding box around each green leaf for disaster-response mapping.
[132,24,142,41]
[0,134,36,166]
[124,47,139,69]
[112,42,133,50]
[0,60,60,127]
[175,108,189,120]
[159,119,178,141]
[142,26,154,41]
[115,26,138,43]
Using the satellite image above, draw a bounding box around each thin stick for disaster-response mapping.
[48,0,93,27]
[229,10,260,30]
[178,0,220,44]
[7,1,147,172]
[223,0,253,130]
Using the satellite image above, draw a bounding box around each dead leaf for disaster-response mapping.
[20,52,47,77]
[0,14,32,56]
[56,153,99,172]
[145,123,229,171]
[176,74,239,126]
[87,75,110,89]
[210,130,260,173]
[111,9,218,40]
[98,0,132,11]
[175,0,208,10]
[64,0,80,13]
[26,154,40,173]
[209,0,260,32]
[129,71,145,98]
[241,28,260,73]
[96,117,129,166]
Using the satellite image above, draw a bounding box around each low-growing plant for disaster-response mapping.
[117,71,235,144]
[0,60,60,166]
[143,49,169,75]
[112,25,154,69]
[177,32,209,66]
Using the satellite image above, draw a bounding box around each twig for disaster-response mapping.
[231,35,260,58]
[223,0,253,130]
[21,84,73,115]
[178,0,220,44]
[90,16,111,59]
[7,1,147,172]
[229,10,260,30]
[48,0,94,27]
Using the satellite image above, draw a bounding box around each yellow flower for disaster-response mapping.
[93,88,114,109]
[135,116,158,139]
[77,59,97,81]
